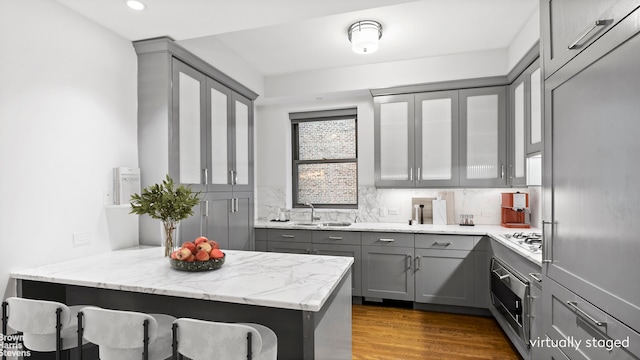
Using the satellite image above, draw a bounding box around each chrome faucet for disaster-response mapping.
[304,202,320,222]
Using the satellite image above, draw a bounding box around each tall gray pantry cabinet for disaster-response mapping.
[133,37,258,250]
[541,1,640,359]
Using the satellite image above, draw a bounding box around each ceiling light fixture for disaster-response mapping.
[126,0,146,11]
[348,20,382,55]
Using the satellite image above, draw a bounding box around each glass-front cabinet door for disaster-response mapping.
[207,78,232,192]
[172,59,207,192]
[528,66,542,154]
[510,74,527,186]
[232,93,253,192]
[459,86,507,187]
[415,91,459,187]
[374,94,415,187]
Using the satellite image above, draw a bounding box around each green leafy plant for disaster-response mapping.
[130,175,200,256]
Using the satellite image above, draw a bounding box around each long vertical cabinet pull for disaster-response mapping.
[203,168,208,185]
[414,255,421,272]
[409,168,413,181]
[542,220,554,263]
[417,167,421,181]
[406,254,412,271]
[202,200,208,235]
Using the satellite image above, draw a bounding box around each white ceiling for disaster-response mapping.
[55,0,538,77]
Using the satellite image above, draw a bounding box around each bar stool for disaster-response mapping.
[1,297,89,360]
[172,318,277,360]
[79,306,175,360]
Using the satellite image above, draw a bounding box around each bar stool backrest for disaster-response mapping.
[81,307,159,349]
[174,318,262,360]
[6,297,71,335]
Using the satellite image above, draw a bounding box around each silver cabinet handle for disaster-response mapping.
[492,269,510,281]
[407,254,412,270]
[415,256,421,271]
[432,241,451,247]
[542,220,554,263]
[417,167,421,181]
[281,234,295,238]
[379,238,395,242]
[566,301,606,327]
[234,198,239,213]
[501,164,505,179]
[233,170,238,185]
[529,273,542,283]
[409,167,413,181]
[203,168,208,184]
[568,20,608,50]
[204,200,209,217]
[328,236,343,240]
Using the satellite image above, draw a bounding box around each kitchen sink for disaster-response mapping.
[292,222,352,227]
[321,222,352,227]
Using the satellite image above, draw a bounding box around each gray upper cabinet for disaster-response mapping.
[133,37,257,246]
[459,86,508,187]
[543,5,640,338]
[541,0,639,79]
[508,60,541,187]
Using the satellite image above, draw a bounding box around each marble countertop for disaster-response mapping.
[11,247,353,312]
[255,220,542,266]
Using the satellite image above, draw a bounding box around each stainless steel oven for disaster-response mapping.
[490,257,530,346]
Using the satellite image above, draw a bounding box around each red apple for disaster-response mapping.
[175,248,192,261]
[185,254,195,262]
[182,242,197,254]
[194,236,209,246]
[195,250,210,261]
[208,240,220,250]
[209,248,224,259]
[170,250,179,260]
[197,242,212,253]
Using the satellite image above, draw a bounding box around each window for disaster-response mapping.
[291,108,358,208]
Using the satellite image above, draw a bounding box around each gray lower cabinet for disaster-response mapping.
[265,229,312,254]
[313,243,362,297]
[361,232,415,301]
[529,272,544,360]
[180,191,253,250]
[543,278,640,360]
[254,228,267,252]
[414,234,475,307]
[361,245,415,301]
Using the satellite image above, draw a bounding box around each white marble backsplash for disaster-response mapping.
[257,186,541,227]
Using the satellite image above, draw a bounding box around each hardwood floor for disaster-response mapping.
[352,303,521,360]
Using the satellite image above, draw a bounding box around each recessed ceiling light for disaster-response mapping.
[126,0,146,11]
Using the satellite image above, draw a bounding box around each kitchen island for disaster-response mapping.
[11,247,353,360]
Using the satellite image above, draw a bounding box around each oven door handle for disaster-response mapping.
[492,269,510,281]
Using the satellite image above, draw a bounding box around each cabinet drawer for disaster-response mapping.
[266,229,312,243]
[267,241,312,254]
[312,231,361,245]
[544,279,640,359]
[415,234,474,250]
[362,232,414,247]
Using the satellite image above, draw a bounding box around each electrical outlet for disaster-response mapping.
[379,207,387,217]
[73,232,90,247]
[388,208,399,215]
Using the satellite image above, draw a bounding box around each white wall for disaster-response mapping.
[178,36,265,99]
[262,49,508,104]
[0,0,139,300]
[507,7,540,71]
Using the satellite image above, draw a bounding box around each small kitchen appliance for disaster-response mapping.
[501,192,530,228]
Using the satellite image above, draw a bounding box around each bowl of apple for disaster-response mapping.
[169,236,225,272]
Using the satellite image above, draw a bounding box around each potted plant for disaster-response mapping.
[129,175,200,257]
